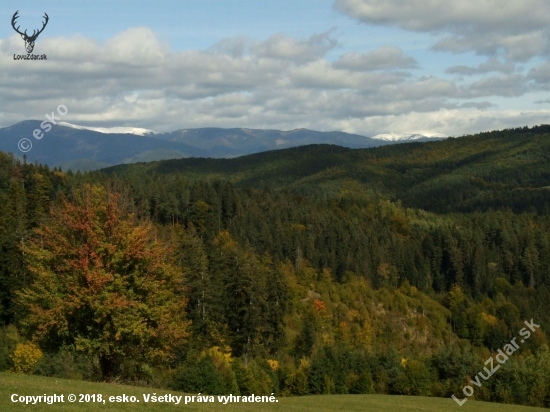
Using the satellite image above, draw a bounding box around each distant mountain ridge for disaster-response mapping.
[371,133,448,141]
[0,120,447,171]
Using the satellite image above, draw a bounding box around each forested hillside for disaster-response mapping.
[1,125,550,408]
[105,124,550,214]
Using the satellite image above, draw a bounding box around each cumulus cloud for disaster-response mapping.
[528,62,550,90]
[103,27,169,64]
[250,31,337,63]
[334,0,550,61]
[0,27,546,137]
[334,0,549,33]
[459,101,495,109]
[447,58,516,76]
[465,74,529,98]
[432,31,547,62]
[208,36,248,58]
[333,46,417,71]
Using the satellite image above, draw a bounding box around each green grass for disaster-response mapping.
[1,372,547,411]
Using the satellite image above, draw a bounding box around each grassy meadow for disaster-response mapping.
[1,372,547,412]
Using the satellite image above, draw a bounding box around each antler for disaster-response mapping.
[33,12,50,38]
[11,11,49,40]
[28,13,49,41]
[11,11,26,37]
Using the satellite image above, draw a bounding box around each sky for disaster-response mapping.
[1,0,550,136]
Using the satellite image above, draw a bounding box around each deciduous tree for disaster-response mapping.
[17,184,190,379]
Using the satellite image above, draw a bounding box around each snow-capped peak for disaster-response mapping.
[371,132,447,142]
[58,122,157,136]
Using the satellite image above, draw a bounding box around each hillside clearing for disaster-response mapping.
[1,373,547,412]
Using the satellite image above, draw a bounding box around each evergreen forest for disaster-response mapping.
[1,125,550,408]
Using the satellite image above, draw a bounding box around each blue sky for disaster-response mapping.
[1,0,550,136]
[0,1,436,64]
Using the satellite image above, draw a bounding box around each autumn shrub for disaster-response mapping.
[11,342,42,374]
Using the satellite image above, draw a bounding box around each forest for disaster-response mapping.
[1,125,550,408]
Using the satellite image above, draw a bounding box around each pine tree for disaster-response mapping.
[177,223,226,347]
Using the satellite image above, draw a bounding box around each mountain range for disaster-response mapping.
[0,120,447,171]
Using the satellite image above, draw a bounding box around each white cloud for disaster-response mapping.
[333,46,417,71]
[432,31,547,62]
[529,62,550,90]
[447,58,516,75]
[466,74,528,98]
[250,31,337,63]
[335,0,550,32]
[334,0,550,61]
[290,60,408,90]
[208,36,249,58]
[334,109,550,137]
[103,27,169,65]
[0,27,547,138]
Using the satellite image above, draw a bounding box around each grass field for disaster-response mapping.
[1,372,547,411]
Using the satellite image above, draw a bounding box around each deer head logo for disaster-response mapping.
[11,11,49,54]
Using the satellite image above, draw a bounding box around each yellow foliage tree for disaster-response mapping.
[11,342,42,374]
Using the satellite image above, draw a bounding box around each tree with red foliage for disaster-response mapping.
[17,184,189,379]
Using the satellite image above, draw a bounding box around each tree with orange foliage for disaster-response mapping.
[313,299,326,313]
[16,184,190,380]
